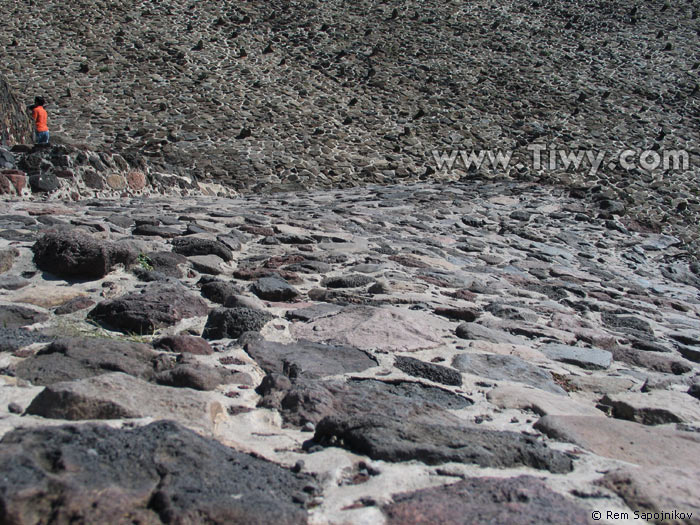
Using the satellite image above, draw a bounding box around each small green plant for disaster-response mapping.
[137,253,154,271]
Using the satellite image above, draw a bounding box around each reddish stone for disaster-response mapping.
[264,254,306,268]
[126,170,146,191]
[5,173,26,193]
[55,170,74,179]
[442,290,476,301]
[154,335,214,355]
[417,275,452,287]
[238,224,275,236]
[233,267,302,284]
[0,175,11,195]
[442,289,478,301]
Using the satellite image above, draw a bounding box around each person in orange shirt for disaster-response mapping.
[28,96,49,144]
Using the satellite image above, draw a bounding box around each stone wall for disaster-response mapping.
[0,74,33,147]
[0,143,236,201]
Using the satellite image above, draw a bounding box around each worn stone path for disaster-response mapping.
[0,180,698,523]
[1,0,698,255]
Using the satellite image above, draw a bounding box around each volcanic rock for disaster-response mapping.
[383,475,591,525]
[245,339,377,378]
[25,372,225,432]
[251,276,300,301]
[172,236,234,261]
[395,356,462,386]
[453,353,564,394]
[14,338,158,386]
[33,228,138,280]
[0,420,311,525]
[0,304,49,328]
[202,307,275,340]
[88,283,209,334]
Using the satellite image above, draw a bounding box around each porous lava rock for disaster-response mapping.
[88,283,210,334]
[0,420,312,525]
[202,307,275,340]
[383,475,591,525]
[32,228,137,279]
[14,338,159,385]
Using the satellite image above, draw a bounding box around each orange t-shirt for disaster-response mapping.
[32,106,48,132]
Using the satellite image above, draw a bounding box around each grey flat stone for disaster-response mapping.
[455,322,526,345]
[25,372,225,433]
[286,303,343,322]
[600,391,700,426]
[453,353,565,393]
[245,339,377,378]
[188,254,226,275]
[0,304,49,328]
[540,343,612,370]
[251,276,300,301]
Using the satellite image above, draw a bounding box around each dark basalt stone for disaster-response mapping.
[0,327,52,353]
[611,346,691,375]
[200,279,241,304]
[286,303,343,322]
[202,306,275,340]
[0,420,312,525]
[395,356,463,386]
[172,236,234,261]
[251,276,300,301]
[132,224,181,238]
[28,173,59,192]
[154,361,235,391]
[433,306,480,322]
[145,250,187,277]
[601,312,654,335]
[54,296,96,315]
[88,284,210,334]
[33,228,137,279]
[257,376,472,428]
[14,338,159,385]
[310,415,574,472]
[383,475,590,524]
[321,273,376,289]
[0,74,34,146]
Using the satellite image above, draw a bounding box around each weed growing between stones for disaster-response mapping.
[49,317,158,344]
[137,253,154,271]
